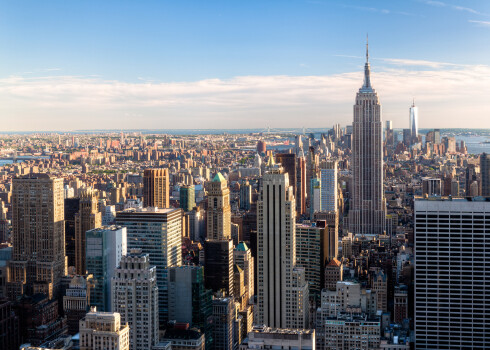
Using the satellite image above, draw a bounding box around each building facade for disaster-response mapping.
[143,168,170,209]
[207,173,231,240]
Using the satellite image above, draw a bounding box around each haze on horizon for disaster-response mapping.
[1,0,490,131]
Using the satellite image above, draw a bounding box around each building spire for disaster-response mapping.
[360,35,373,92]
[412,97,415,107]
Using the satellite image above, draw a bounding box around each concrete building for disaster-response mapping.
[162,327,205,350]
[115,207,182,323]
[79,309,130,350]
[276,153,297,200]
[256,159,309,329]
[421,177,441,197]
[322,314,380,350]
[239,181,252,211]
[233,242,254,305]
[112,250,159,350]
[349,42,386,235]
[207,173,231,240]
[63,275,90,335]
[8,174,66,299]
[324,258,342,291]
[414,197,490,349]
[320,161,337,213]
[212,297,235,350]
[480,152,490,196]
[75,188,102,275]
[240,325,315,350]
[143,168,170,209]
[86,226,127,312]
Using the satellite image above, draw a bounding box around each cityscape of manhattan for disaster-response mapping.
[1,1,490,350]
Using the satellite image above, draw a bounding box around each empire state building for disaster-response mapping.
[349,41,386,235]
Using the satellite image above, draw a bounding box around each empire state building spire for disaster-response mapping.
[361,35,373,92]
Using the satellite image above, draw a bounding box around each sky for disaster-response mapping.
[1,0,490,131]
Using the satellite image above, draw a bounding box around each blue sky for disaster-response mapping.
[1,0,490,130]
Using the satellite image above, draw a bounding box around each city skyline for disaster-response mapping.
[1,1,490,130]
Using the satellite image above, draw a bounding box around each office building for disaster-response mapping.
[75,188,102,275]
[167,265,212,340]
[8,174,66,299]
[180,185,196,212]
[112,250,159,350]
[324,258,342,291]
[414,197,490,349]
[480,152,490,196]
[115,207,182,323]
[63,275,90,335]
[204,239,234,296]
[349,42,386,235]
[240,326,315,350]
[79,309,130,350]
[233,242,254,304]
[276,153,297,198]
[256,159,309,328]
[64,197,80,269]
[296,155,306,215]
[422,177,441,197]
[162,326,205,350]
[310,178,321,218]
[322,314,380,350]
[239,181,252,211]
[313,212,339,259]
[207,173,231,240]
[85,226,127,312]
[0,298,20,350]
[212,297,235,350]
[320,161,337,212]
[143,168,170,208]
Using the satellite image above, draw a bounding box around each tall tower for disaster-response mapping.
[143,168,170,208]
[8,174,66,299]
[480,152,490,196]
[112,251,159,350]
[75,187,102,275]
[207,173,231,240]
[349,39,386,235]
[409,99,419,142]
[320,160,338,213]
[256,159,309,329]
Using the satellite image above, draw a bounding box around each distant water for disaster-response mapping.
[0,160,12,166]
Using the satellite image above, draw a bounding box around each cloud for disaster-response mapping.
[344,5,415,16]
[380,58,461,68]
[420,0,486,16]
[0,63,489,131]
[469,19,490,27]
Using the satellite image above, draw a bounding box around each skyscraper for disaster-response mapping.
[234,242,254,305]
[204,239,234,296]
[115,207,182,323]
[143,168,170,208]
[276,153,297,199]
[349,41,386,235]
[480,152,490,196]
[180,185,196,212]
[409,99,418,142]
[212,297,235,350]
[414,197,490,348]
[320,160,337,213]
[75,188,102,275]
[207,173,231,240]
[85,226,127,312]
[257,159,309,328]
[79,310,130,350]
[8,174,66,299]
[112,250,159,350]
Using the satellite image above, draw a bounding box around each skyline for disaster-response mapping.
[2,0,490,130]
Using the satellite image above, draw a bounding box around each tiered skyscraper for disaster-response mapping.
[207,172,231,240]
[349,41,386,235]
[8,174,66,299]
[256,158,309,328]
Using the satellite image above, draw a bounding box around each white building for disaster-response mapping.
[112,250,159,350]
[414,197,490,349]
[79,309,130,350]
[241,325,315,350]
[256,159,309,329]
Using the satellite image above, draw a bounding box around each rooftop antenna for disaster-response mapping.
[366,33,369,63]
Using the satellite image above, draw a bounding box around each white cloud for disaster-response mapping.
[0,63,489,131]
[421,0,486,16]
[469,19,490,27]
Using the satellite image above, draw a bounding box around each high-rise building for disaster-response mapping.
[143,168,170,208]
[239,181,252,211]
[115,207,182,324]
[79,309,130,350]
[85,226,127,312]
[167,265,213,340]
[212,297,235,350]
[306,147,319,213]
[349,41,386,235]
[276,153,297,199]
[0,298,20,350]
[233,242,254,305]
[204,239,234,296]
[75,188,102,275]
[112,250,159,350]
[480,152,490,196]
[296,156,307,215]
[385,120,394,148]
[320,161,337,212]
[414,197,490,349]
[180,185,196,212]
[207,173,231,240]
[310,178,321,218]
[63,275,90,335]
[323,314,380,350]
[257,159,309,328]
[64,197,80,269]
[422,177,442,197]
[324,258,342,291]
[8,174,66,299]
[409,99,418,141]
